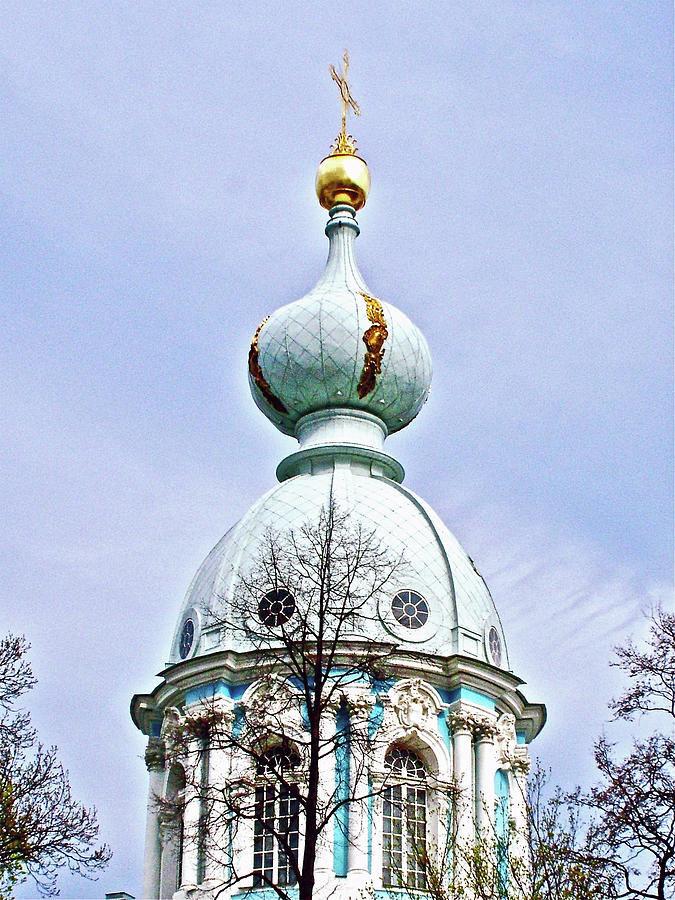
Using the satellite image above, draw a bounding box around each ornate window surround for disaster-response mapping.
[381,747,428,889]
[371,722,452,892]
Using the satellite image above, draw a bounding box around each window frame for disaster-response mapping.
[251,745,302,889]
[381,747,429,890]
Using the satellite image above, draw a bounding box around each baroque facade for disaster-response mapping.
[131,110,545,899]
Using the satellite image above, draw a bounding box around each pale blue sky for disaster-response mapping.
[1,3,672,896]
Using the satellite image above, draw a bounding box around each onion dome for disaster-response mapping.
[248,204,432,437]
[248,54,431,439]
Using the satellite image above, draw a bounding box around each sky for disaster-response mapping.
[0,2,672,896]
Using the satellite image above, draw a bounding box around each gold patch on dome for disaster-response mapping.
[248,317,288,414]
[356,292,388,399]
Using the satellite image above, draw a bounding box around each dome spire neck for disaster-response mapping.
[315,204,363,291]
[276,408,405,484]
[325,203,360,237]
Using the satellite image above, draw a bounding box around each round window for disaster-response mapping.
[488,626,502,666]
[258,588,295,628]
[179,618,195,659]
[391,590,429,630]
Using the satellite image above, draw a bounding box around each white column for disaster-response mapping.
[314,702,338,895]
[205,742,229,883]
[159,815,180,898]
[475,732,496,835]
[346,692,374,880]
[179,742,203,889]
[511,750,531,867]
[450,713,474,847]
[142,739,165,900]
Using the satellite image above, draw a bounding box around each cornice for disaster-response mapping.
[131,645,546,742]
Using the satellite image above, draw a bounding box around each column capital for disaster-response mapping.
[447,705,497,738]
[474,719,498,740]
[323,695,343,716]
[144,736,166,771]
[342,688,375,718]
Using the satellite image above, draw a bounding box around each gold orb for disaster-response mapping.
[315,154,370,211]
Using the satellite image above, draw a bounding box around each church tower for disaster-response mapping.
[131,58,545,900]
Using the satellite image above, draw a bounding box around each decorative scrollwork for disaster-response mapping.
[331,131,359,155]
[393,679,435,730]
[356,292,388,398]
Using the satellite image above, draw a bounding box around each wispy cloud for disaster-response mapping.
[439,492,672,784]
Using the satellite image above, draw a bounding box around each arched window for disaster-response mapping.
[382,747,427,889]
[253,746,301,888]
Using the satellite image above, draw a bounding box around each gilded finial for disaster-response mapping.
[316,51,370,211]
[329,50,361,155]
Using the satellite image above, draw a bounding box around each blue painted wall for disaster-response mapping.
[495,768,510,890]
[333,703,350,876]
[443,686,495,710]
[184,679,249,705]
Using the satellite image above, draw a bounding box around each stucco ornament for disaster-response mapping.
[241,675,303,733]
[342,688,375,726]
[496,712,517,764]
[144,736,165,771]
[447,705,497,737]
[512,745,532,774]
[160,706,184,754]
[393,679,440,730]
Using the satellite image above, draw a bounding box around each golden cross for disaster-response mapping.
[329,50,361,144]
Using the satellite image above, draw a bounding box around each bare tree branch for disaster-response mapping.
[0,635,111,896]
[161,499,405,900]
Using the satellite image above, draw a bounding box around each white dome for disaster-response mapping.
[169,465,509,670]
[248,205,432,436]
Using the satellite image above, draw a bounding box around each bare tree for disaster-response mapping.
[398,611,675,900]
[0,634,111,897]
[577,608,675,900]
[394,762,619,900]
[520,766,619,899]
[162,500,405,900]
[609,609,675,721]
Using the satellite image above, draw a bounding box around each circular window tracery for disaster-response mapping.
[488,626,502,666]
[391,590,429,629]
[258,588,296,628]
[179,618,195,659]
